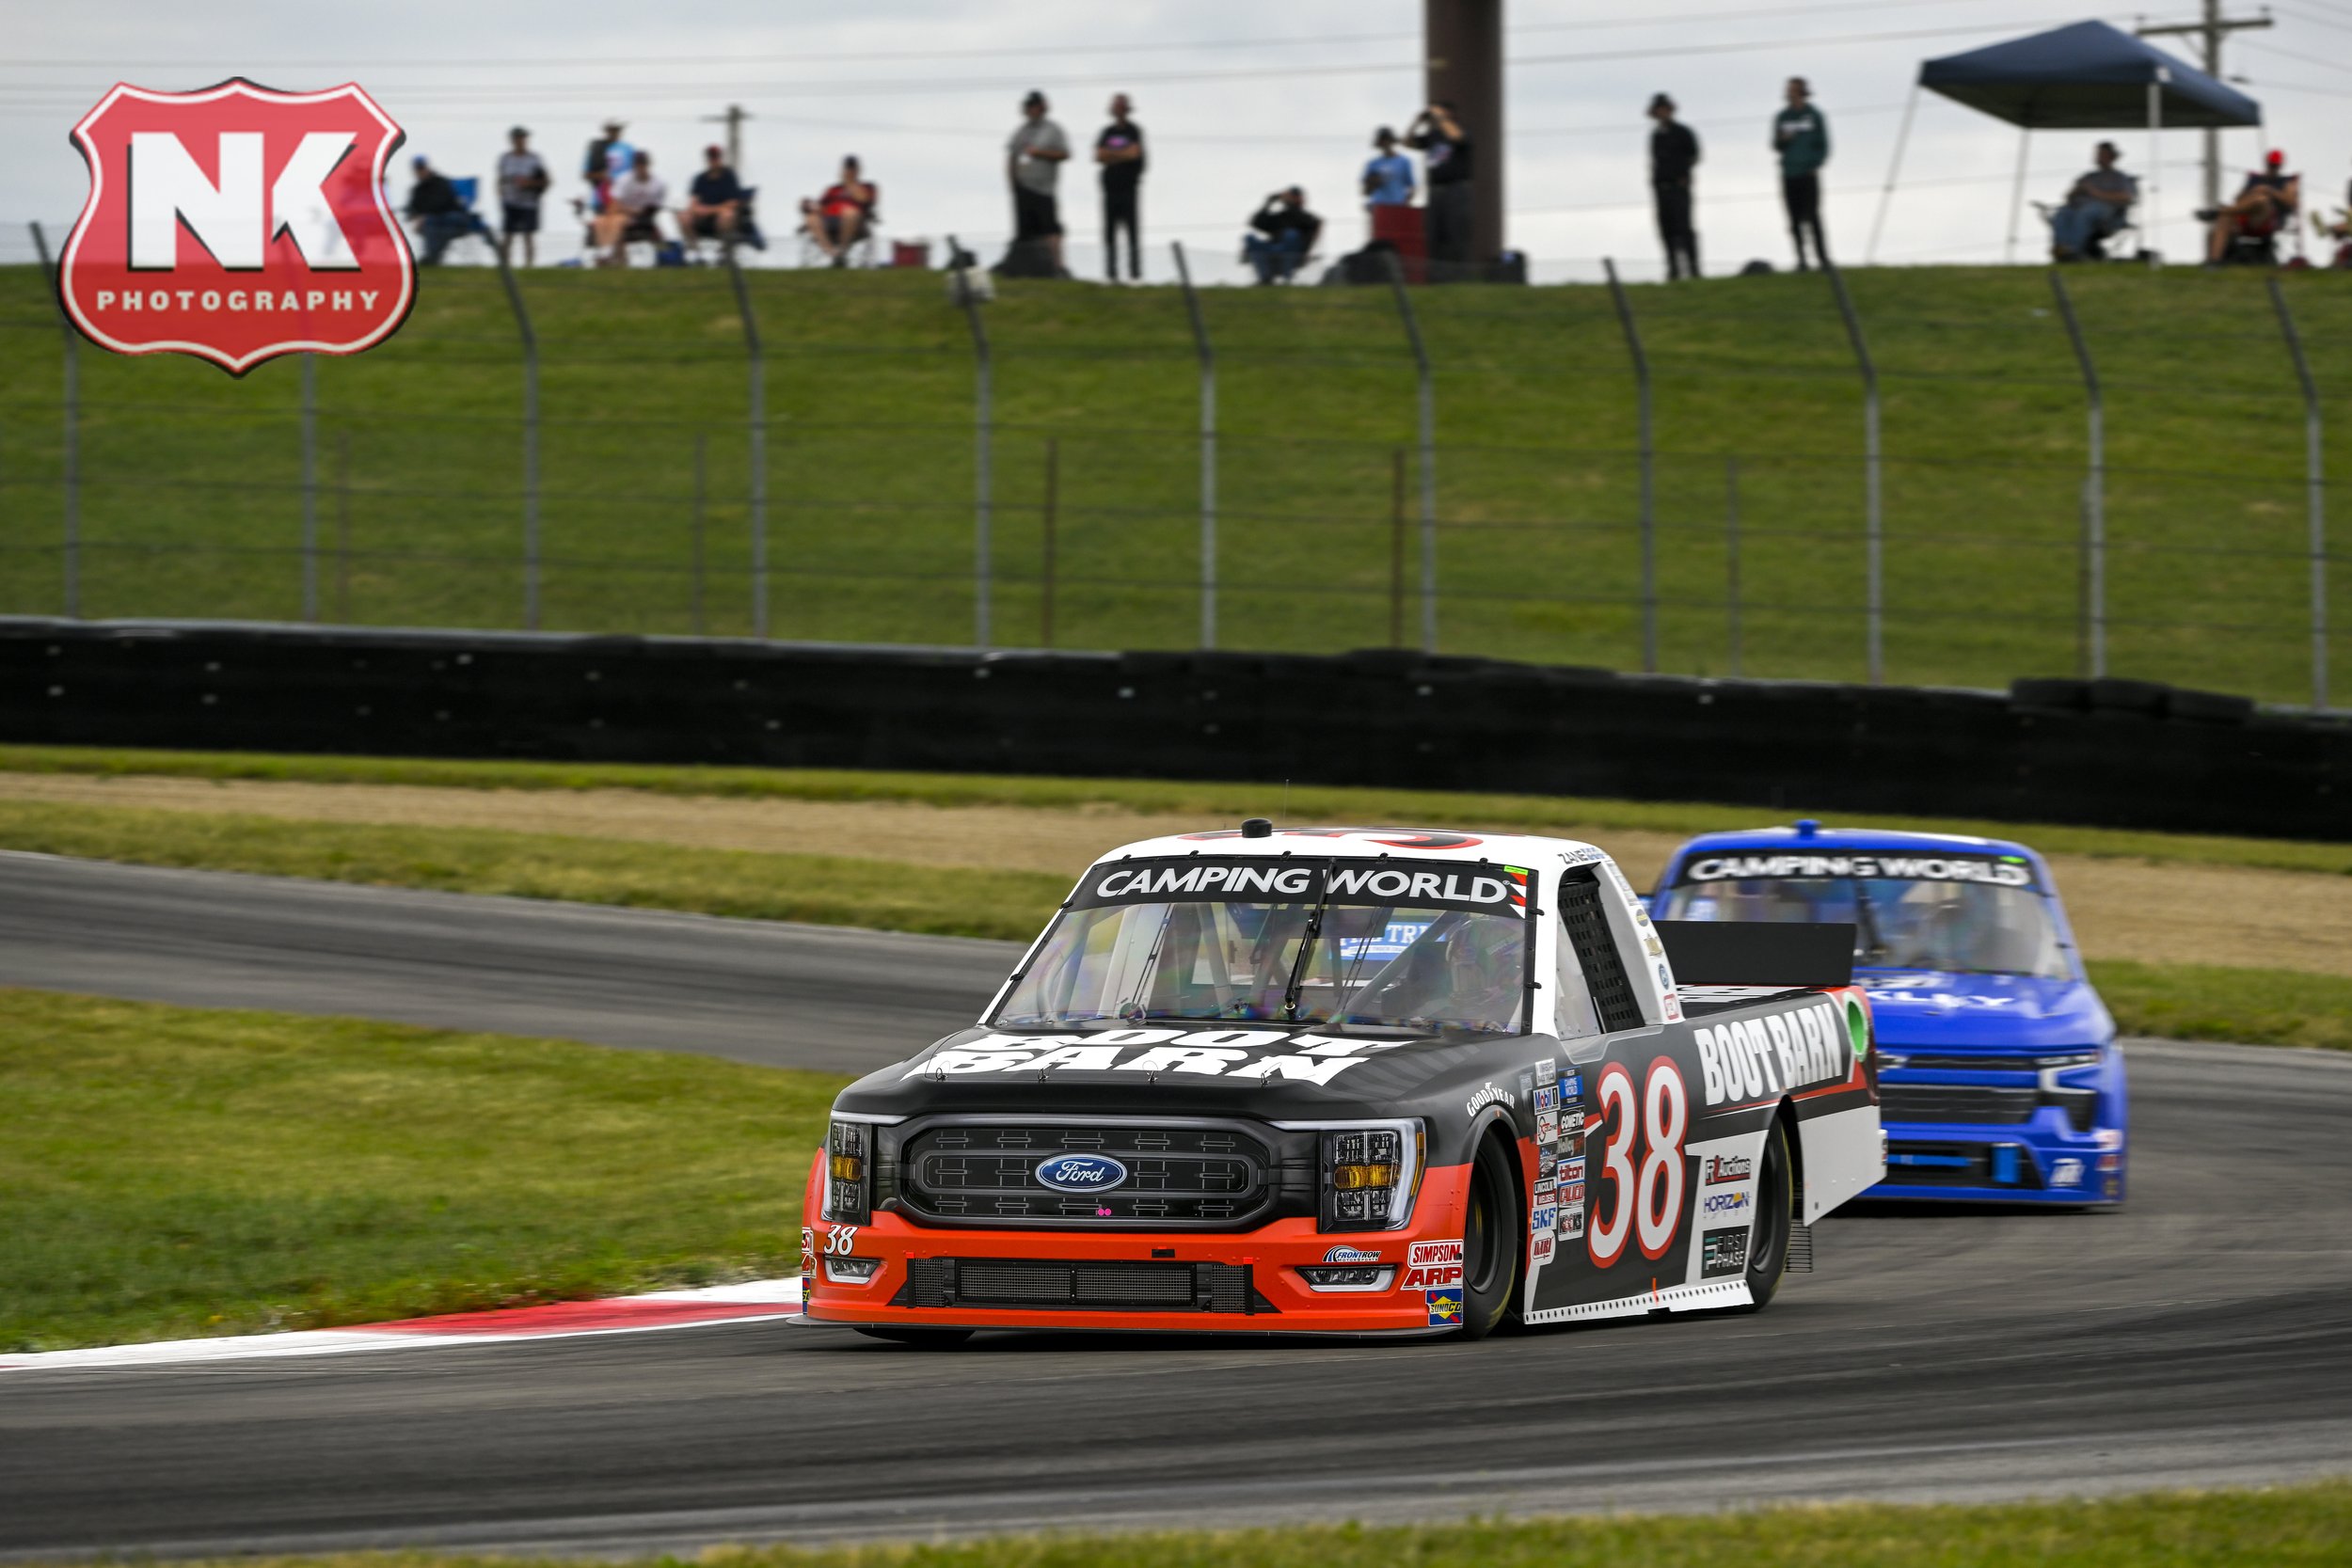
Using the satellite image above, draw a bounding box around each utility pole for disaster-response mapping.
[2138,2,2271,209]
[702,103,750,170]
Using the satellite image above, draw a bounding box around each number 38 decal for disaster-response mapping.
[1588,1057,1689,1267]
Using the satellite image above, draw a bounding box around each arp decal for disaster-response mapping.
[1405,1240,1464,1290]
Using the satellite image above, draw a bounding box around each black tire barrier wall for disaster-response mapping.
[2,618,2344,842]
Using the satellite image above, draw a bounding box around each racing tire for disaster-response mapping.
[852,1325,975,1349]
[1456,1132,1523,1340]
[1733,1116,1795,1313]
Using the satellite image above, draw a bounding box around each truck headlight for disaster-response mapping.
[825,1118,871,1225]
[1317,1123,1424,1232]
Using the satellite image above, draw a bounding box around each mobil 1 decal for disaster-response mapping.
[1529,1031,1708,1311]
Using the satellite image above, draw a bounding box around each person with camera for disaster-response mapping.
[1406,102,1474,277]
[1242,186,1321,284]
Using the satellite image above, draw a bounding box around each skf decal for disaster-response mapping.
[1694,1000,1852,1106]
[60,80,414,373]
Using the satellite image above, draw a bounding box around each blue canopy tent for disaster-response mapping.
[1866,20,2263,263]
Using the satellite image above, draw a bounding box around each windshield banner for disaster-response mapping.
[1677,852,2036,890]
[1074,858,1532,916]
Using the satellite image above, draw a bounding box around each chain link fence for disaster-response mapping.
[2,224,2344,711]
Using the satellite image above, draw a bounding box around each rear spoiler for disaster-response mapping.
[1655,921,1855,990]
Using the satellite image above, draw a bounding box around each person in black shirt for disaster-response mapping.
[1095,93,1146,282]
[1648,93,1701,280]
[1406,102,1474,277]
[685,145,746,244]
[403,155,470,265]
[1242,187,1321,284]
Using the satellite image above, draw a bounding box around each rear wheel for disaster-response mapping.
[1735,1117,1795,1313]
[1457,1132,1523,1340]
[852,1325,974,1349]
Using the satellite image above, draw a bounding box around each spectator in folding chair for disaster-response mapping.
[404,155,474,265]
[683,144,748,248]
[2204,150,2299,265]
[592,150,669,267]
[1242,186,1321,284]
[802,155,879,266]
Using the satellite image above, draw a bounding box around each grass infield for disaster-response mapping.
[0,990,843,1353]
[5,1482,2347,1566]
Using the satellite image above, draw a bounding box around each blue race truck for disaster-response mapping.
[1650,821,2124,1204]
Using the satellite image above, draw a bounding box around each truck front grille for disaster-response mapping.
[898,1120,1282,1229]
[891,1258,1268,1313]
[1879,1084,2039,1126]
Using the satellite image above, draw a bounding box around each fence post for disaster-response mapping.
[1172,241,1216,649]
[1385,253,1438,654]
[2268,277,2328,712]
[692,430,708,637]
[494,247,541,631]
[1391,449,1407,647]
[1603,259,1656,673]
[1042,436,1059,648]
[1824,261,1883,684]
[28,222,79,618]
[1725,455,1742,678]
[724,251,768,639]
[2048,270,2105,679]
[300,355,319,622]
[336,430,352,624]
[949,235,993,649]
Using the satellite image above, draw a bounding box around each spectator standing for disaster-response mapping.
[1095,93,1146,282]
[1406,102,1474,277]
[583,119,630,197]
[403,155,469,266]
[2049,141,2137,261]
[685,144,748,246]
[496,126,548,267]
[1008,90,1072,273]
[1772,77,1830,270]
[1242,187,1321,284]
[802,155,879,263]
[1364,126,1416,209]
[592,149,668,267]
[1648,93,1701,280]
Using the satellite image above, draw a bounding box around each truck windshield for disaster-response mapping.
[993,857,1532,1035]
[1658,864,2066,979]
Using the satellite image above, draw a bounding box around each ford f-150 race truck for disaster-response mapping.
[801,823,1883,1343]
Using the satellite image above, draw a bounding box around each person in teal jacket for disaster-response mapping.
[1772,77,1830,270]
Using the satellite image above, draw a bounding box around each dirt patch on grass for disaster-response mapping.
[6,773,2348,976]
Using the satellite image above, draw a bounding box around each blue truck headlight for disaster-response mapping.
[2038,1054,2105,1132]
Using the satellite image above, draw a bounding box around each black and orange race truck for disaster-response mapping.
[799,824,1883,1343]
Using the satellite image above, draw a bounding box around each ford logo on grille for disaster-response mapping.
[1035,1153,1130,1193]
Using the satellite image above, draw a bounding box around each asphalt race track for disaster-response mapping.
[6,853,2352,1559]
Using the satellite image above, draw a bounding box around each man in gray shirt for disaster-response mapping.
[1007,89,1072,273]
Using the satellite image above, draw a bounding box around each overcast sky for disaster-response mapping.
[8,0,2349,282]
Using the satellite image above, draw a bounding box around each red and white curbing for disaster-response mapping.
[0,1276,803,1371]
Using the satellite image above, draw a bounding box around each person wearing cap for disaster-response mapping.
[584,119,632,192]
[2048,141,2136,262]
[402,154,469,265]
[1007,90,1071,272]
[2205,149,2300,264]
[685,144,748,247]
[1095,94,1147,282]
[1772,76,1830,270]
[496,126,549,267]
[802,155,878,265]
[1363,126,1416,209]
[1648,93,1701,280]
[591,149,669,266]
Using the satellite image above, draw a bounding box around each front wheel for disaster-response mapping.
[852,1325,974,1349]
[1456,1132,1523,1340]
[1733,1117,1795,1313]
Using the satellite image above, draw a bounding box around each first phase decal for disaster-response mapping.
[59,79,415,375]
